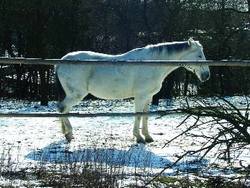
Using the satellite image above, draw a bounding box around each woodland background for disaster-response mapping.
[0,0,249,105]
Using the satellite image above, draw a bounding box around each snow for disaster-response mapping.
[0,97,249,186]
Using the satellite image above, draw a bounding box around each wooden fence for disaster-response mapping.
[0,57,250,118]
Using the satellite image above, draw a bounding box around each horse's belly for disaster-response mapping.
[88,80,133,99]
[89,86,133,99]
[86,67,135,99]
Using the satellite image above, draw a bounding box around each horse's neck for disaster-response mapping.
[161,65,180,79]
[118,49,147,60]
[120,46,191,61]
[119,47,182,78]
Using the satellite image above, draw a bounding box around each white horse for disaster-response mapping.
[56,38,210,143]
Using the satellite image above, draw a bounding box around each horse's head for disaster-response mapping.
[181,38,210,82]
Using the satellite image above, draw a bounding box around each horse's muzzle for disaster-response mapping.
[201,71,210,82]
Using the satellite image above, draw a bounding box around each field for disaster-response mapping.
[0,97,249,187]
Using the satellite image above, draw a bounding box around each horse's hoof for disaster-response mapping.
[136,137,146,144]
[145,137,154,143]
[65,133,73,142]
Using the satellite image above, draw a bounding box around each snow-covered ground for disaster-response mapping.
[0,97,249,187]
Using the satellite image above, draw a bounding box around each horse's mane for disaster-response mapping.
[146,41,190,54]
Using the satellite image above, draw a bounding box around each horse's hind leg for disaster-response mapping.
[56,67,89,141]
[60,117,73,142]
[58,94,87,141]
[58,94,83,114]
[58,96,81,142]
[57,89,88,141]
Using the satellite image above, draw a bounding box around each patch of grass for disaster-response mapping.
[155,175,249,188]
[38,169,116,187]
[0,167,117,187]
[155,176,202,187]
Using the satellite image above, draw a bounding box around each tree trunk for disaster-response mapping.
[39,66,48,106]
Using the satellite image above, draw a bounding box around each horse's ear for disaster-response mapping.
[188,37,194,46]
[188,37,195,45]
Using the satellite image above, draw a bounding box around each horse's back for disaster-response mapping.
[61,51,116,61]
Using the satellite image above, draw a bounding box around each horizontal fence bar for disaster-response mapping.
[0,57,250,67]
[0,111,180,118]
[0,108,247,118]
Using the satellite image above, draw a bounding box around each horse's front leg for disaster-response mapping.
[60,117,73,142]
[141,99,154,143]
[134,96,149,143]
[133,116,145,143]
[142,115,154,143]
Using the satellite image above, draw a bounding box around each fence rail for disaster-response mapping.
[0,111,176,118]
[0,108,248,118]
[0,57,250,67]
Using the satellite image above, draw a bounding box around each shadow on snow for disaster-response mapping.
[25,141,208,172]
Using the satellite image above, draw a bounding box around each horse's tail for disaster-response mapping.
[55,67,66,103]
